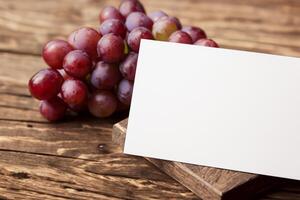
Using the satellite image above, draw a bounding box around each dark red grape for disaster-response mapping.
[161,16,182,29]
[40,97,67,122]
[168,30,193,44]
[194,38,219,47]
[119,52,138,81]
[28,69,63,100]
[99,19,127,38]
[127,27,153,52]
[148,11,168,22]
[99,6,125,23]
[152,17,179,41]
[117,79,133,106]
[90,61,121,90]
[125,12,153,32]
[68,27,102,60]
[68,102,88,113]
[42,40,73,69]
[97,33,125,63]
[63,50,92,79]
[119,0,145,18]
[59,89,86,113]
[61,79,88,109]
[116,100,130,113]
[182,26,207,43]
[88,91,118,118]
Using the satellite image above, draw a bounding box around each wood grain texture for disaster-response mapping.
[0,150,198,200]
[0,53,43,84]
[0,0,299,199]
[113,119,281,200]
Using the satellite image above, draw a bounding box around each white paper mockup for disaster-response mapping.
[124,40,300,180]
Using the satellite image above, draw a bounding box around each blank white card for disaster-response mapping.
[124,40,300,180]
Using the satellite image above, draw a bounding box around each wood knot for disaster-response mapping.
[26,124,33,128]
[11,172,30,179]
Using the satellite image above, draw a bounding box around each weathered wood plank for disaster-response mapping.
[0,106,45,122]
[0,0,299,56]
[0,52,43,84]
[0,119,115,158]
[0,82,43,122]
[0,93,38,110]
[0,81,119,159]
[0,0,108,55]
[0,150,198,200]
[0,80,31,96]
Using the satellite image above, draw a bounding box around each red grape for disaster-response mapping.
[127,27,153,52]
[117,79,134,106]
[119,0,145,18]
[194,38,219,47]
[99,6,125,23]
[116,100,130,113]
[182,26,207,43]
[88,91,118,118]
[152,17,179,41]
[148,11,168,22]
[69,102,88,113]
[99,19,127,38]
[168,30,193,44]
[68,27,102,60]
[125,12,153,32]
[119,52,138,81]
[28,69,63,100]
[61,79,88,109]
[42,40,73,69]
[91,61,121,90]
[97,33,125,63]
[40,97,67,122]
[63,50,92,79]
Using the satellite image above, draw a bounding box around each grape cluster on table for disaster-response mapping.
[28,0,219,122]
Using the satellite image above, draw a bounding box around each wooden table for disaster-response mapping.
[0,0,299,199]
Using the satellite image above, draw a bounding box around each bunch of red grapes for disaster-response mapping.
[28,0,218,122]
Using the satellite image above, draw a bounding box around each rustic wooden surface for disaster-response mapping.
[113,119,281,200]
[0,0,299,199]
